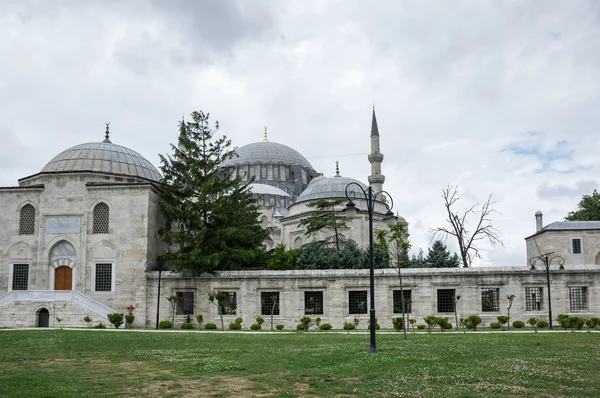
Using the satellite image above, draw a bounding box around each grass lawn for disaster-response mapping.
[0,330,599,397]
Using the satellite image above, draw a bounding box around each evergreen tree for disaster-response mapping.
[409,249,426,268]
[336,240,369,269]
[297,241,335,269]
[566,189,600,221]
[297,199,350,249]
[158,111,268,274]
[424,240,460,268]
[266,244,300,270]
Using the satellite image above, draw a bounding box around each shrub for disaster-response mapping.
[441,321,453,330]
[497,316,509,326]
[568,316,586,331]
[343,322,355,330]
[315,317,322,327]
[423,315,438,332]
[296,323,305,331]
[536,320,549,329]
[556,314,570,330]
[125,314,135,324]
[591,317,600,329]
[94,322,106,329]
[181,322,194,329]
[205,323,217,330]
[229,322,241,330]
[234,317,243,325]
[490,322,502,329]
[300,316,311,331]
[256,317,265,325]
[276,324,284,330]
[368,322,380,330]
[159,320,172,329]
[392,317,404,331]
[513,320,525,328]
[83,316,92,327]
[196,314,204,327]
[417,324,426,330]
[320,323,332,330]
[107,313,124,329]
[250,323,261,330]
[464,315,482,331]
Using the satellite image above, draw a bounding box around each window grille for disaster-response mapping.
[19,205,35,235]
[304,291,324,315]
[437,289,455,313]
[349,291,368,314]
[95,263,112,291]
[572,239,582,254]
[569,287,588,311]
[481,288,500,312]
[393,290,412,313]
[93,203,110,234]
[219,291,237,315]
[176,292,194,315]
[12,264,29,290]
[261,292,279,316]
[525,287,543,311]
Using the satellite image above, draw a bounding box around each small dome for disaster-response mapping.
[535,210,543,216]
[296,175,368,203]
[248,183,291,197]
[41,141,161,182]
[224,141,314,170]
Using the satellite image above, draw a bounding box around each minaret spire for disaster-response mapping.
[103,122,111,143]
[368,108,385,193]
[335,161,340,177]
[263,126,269,142]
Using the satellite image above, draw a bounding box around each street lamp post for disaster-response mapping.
[529,252,565,330]
[345,183,395,353]
[145,256,169,330]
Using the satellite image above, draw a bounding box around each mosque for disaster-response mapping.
[0,111,598,329]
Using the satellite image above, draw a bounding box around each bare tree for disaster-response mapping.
[432,185,503,267]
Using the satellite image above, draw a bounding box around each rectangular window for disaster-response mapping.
[437,289,455,313]
[261,292,280,316]
[569,287,588,311]
[525,287,543,311]
[12,264,29,290]
[304,291,324,315]
[481,288,500,312]
[572,238,582,254]
[95,263,112,292]
[349,290,368,314]
[273,166,280,180]
[176,292,194,315]
[393,290,412,313]
[219,291,237,315]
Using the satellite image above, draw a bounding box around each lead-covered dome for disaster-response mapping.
[41,141,162,182]
[296,175,368,203]
[224,141,314,169]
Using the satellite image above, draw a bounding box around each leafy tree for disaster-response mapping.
[297,199,350,249]
[432,185,503,267]
[158,111,268,273]
[424,240,460,268]
[566,189,600,221]
[208,291,227,330]
[266,244,300,270]
[167,295,178,326]
[506,294,515,329]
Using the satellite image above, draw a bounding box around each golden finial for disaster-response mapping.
[263,126,269,142]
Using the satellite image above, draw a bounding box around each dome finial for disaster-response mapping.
[263,126,269,142]
[103,122,112,143]
[335,161,340,177]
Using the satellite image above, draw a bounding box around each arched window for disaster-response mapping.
[19,204,35,235]
[93,203,110,234]
[294,237,303,249]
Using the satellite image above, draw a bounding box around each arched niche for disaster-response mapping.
[7,241,33,260]
[49,240,76,269]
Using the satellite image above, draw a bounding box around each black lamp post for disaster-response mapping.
[345,183,395,353]
[529,252,565,330]
[145,258,165,329]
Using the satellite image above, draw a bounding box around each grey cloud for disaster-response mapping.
[536,180,598,200]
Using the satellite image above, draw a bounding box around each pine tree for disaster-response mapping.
[297,199,350,249]
[424,240,460,268]
[158,111,268,273]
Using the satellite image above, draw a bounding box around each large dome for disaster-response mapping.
[41,141,162,182]
[296,175,368,203]
[224,141,314,170]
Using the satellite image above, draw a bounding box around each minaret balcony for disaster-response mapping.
[368,153,384,163]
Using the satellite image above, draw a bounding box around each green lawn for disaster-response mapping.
[0,330,599,397]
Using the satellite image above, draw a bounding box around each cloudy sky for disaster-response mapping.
[2,0,599,266]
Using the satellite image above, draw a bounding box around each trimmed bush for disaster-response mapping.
[94,322,106,329]
[490,322,502,329]
[181,322,194,329]
[513,320,525,328]
[107,313,124,329]
[417,324,426,330]
[250,323,261,330]
[392,317,404,331]
[300,316,311,331]
[256,317,265,325]
[229,322,242,330]
[159,320,172,329]
[536,320,549,329]
[343,322,355,330]
[497,316,509,327]
[234,317,243,325]
[196,314,204,326]
[205,323,217,330]
[296,323,305,331]
[320,323,332,330]
[464,315,482,331]
[276,324,284,330]
[125,314,135,324]
[441,321,453,330]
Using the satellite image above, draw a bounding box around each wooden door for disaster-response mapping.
[55,266,72,290]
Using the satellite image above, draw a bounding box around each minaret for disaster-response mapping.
[368,108,385,193]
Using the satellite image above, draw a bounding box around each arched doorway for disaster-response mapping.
[38,308,49,327]
[49,240,76,290]
[55,266,72,290]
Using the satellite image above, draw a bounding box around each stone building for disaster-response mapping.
[1,114,599,329]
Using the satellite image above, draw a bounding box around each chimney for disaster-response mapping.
[535,210,543,232]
